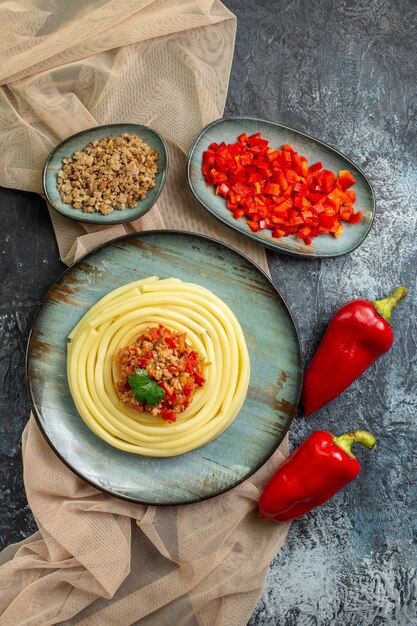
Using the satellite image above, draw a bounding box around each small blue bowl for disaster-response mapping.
[43,123,168,225]
[186,116,375,259]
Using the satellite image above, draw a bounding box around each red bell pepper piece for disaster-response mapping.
[309,161,322,172]
[302,286,408,415]
[266,149,280,162]
[160,408,177,422]
[258,429,376,522]
[247,132,262,145]
[349,211,362,224]
[264,182,281,196]
[217,182,230,197]
[275,170,288,190]
[292,153,308,177]
[229,141,244,156]
[320,170,337,193]
[294,182,310,196]
[240,152,252,166]
[193,371,205,387]
[210,170,227,184]
[338,169,356,189]
[332,221,344,237]
[247,220,260,232]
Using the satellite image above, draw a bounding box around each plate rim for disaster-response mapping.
[186,115,376,259]
[26,229,303,505]
[42,122,169,225]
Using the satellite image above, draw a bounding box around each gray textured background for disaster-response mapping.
[1,0,416,624]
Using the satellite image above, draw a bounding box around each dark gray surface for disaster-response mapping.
[0,0,416,624]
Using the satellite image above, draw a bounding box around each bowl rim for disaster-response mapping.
[42,122,169,225]
[186,115,376,259]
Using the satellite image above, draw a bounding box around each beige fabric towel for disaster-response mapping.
[0,2,292,624]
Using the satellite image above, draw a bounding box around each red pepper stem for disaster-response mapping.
[371,285,408,325]
[333,430,376,459]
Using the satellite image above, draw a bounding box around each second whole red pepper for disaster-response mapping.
[258,429,376,522]
[302,285,407,415]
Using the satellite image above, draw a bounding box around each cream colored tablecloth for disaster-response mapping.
[0,2,291,624]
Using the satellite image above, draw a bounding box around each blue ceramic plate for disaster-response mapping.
[187,117,375,258]
[43,123,168,225]
[27,231,302,505]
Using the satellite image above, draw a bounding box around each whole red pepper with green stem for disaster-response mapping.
[302,285,408,415]
[259,429,376,523]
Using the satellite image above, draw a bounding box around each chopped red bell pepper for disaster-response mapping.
[264,182,281,196]
[338,169,356,189]
[160,408,177,422]
[310,161,323,172]
[201,133,363,244]
[349,211,363,224]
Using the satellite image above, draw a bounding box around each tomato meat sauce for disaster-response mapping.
[115,324,205,421]
[202,133,362,245]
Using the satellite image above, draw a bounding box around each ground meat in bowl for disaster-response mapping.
[57,133,158,215]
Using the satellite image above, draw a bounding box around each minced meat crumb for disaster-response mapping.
[57,133,158,215]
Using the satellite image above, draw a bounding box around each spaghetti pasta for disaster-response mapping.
[67,277,250,457]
